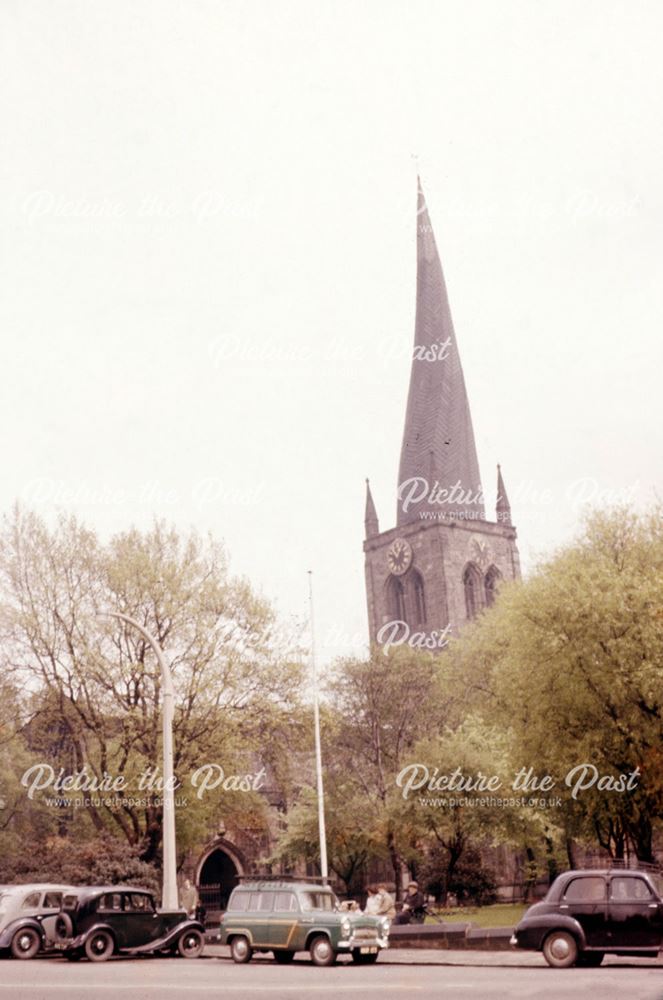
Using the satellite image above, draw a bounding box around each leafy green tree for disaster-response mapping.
[0,506,305,863]
[448,507,663,862]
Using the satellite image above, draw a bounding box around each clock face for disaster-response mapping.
[469,535,491,569]
[387,538,413,576]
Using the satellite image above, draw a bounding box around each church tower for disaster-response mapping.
[364,179,520,646]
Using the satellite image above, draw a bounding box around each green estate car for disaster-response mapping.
[219,877,390,966]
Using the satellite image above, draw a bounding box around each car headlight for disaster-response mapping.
[341,918,351,936]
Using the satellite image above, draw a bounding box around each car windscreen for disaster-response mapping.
[227,890,250,912]
[300,891,338,912]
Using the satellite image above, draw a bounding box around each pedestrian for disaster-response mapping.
[374,883,396,919]
[364,884,381,915]
[180,878,198,918]
[394,881,427,924]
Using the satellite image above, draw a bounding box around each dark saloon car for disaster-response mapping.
[55,886,205,962]
[512,868,663,967]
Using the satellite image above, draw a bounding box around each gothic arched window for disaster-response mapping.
[411,571,427,626]
[484,565,502,607]
[387,575,407,623]
[463,563,483,620]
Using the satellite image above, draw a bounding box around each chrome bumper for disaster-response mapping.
[338,934,389,951]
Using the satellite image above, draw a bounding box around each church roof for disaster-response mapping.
[397,178,485,526]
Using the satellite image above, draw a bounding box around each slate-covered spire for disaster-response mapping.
[397,178,485,526]
[496,464,512,526]
[364,478,379,538]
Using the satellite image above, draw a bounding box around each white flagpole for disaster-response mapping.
[308,570,329,882]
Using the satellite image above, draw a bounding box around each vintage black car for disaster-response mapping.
[511,868,663,967]
[54,886,205,962]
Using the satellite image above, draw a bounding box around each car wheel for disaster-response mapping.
[10,927,41,960]
[177,929,204,959]
[84,930,115,963]
[309,935,336,967]
[274,950,295,963]
[351,949,379,964]
[55,914,73,941]
[542,930,578,968]
[230,936,253,964]
[577,952,604,967]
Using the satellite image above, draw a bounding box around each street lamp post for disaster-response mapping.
[98,611,179,910]
[308,571,329,882]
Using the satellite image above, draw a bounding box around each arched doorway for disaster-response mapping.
[196,839,244,921]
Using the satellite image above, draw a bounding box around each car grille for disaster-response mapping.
[353,927,379,941]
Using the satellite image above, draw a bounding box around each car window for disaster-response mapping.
[247,892,261,910]
[611,877,654,902]
[99,893,123,912]
[228,891,250,912]
[300,891,337,912]
[257,892,275,912]
[124,893,154,912]
[562,877,606,903]
[650,874,663,899]
[22,892,41,908]
[63,894,78,909]
[274,892,298,912]
[43,892,63,909]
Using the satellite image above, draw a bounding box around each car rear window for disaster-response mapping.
[562,877,606,903]
[22,892,41,908]
[610,877,654,901]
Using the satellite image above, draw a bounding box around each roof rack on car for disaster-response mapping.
[238,875,329,884]
[577,857,662,874]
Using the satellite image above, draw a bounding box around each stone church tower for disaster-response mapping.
[364,179,520,646]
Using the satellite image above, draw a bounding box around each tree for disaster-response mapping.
[0,506,305,863]
[270,783,379,896]
[448,506,663,862]
[0,834,160,895]
[323,646,451,896]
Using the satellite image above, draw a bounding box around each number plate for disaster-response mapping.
[360,947,378,954]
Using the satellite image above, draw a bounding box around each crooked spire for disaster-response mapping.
[364,479,379,538]
[397,178,485,526]
[496,464,512,526]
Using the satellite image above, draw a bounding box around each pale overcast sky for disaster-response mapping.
[1,1,662,662]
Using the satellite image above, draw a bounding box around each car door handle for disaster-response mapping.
[648,903,658,909]
[560,905,569,910]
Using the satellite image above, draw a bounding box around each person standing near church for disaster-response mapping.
[180,878,198,917]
